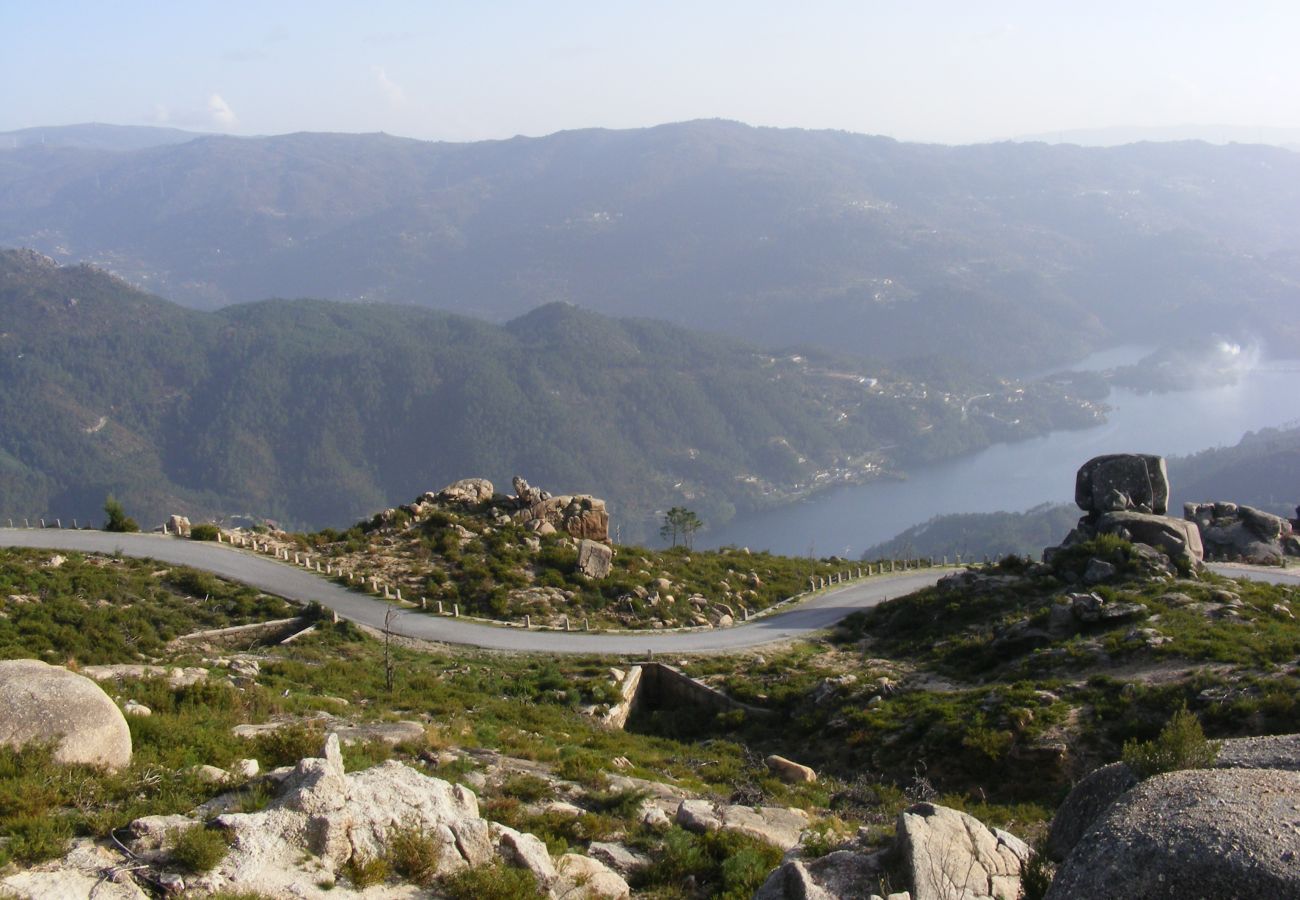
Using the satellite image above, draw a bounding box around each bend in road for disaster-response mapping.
[1,530,1294,653]
[0,530,944,653]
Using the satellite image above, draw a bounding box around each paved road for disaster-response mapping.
[0,530,945,654]
[1,529,1294,653]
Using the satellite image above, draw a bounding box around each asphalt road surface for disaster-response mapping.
[0,529,1294,653]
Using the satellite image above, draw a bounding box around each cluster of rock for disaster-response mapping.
[6,734,631,899]
[407,476,613,544]
[1044,734,1300,898]
[1184,500,1299,564]
[1046,453,1203,569]
[509,476,610,542]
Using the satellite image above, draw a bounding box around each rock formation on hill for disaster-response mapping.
[511,477,610,542]
[1048,453,1203,569]
[1184,501,1299,564]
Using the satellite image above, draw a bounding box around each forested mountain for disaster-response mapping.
[3,121,1299,371]
[1171,426,1300,515]
[0,250,1099,538]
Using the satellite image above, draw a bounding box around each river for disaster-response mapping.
[703,352,1300,557]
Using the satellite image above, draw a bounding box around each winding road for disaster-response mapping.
[1,529,1295,654]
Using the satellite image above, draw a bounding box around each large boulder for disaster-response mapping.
[576,539,614,578]
[0,659,132,770]
[1095,510,1204,566]
[1046,769,1300,899]
[434,477,495,505]
[897,802,1030,900]
[1045,762,1139,862]
[1048,732,1300,862]
[1075,454,1169,516]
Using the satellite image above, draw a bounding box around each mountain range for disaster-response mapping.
[3,121,1299,372]
[0,249,1101,538]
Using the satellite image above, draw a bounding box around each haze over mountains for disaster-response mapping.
[4,120,1299,372]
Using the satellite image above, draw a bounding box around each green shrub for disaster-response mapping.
[341,851,390,888]
[170,826,231,873]
[638,827,783,898]
[388,820,440,886]
[585,786,651,819]
[500,772,552,803]
[250,722,326,768]
[1122,706,1220,778]
[103,496,139,533]
[190,523,221,541]
[441,862,544,900]
[555,749,607,787]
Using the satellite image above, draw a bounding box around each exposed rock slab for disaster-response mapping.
[577,538,614,578]
[0,838,150,900]
[0,658,132,770]
[898,802,1029,900]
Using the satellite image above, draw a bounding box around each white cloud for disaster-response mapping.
[208,93,239,128]
[373,66,407,107]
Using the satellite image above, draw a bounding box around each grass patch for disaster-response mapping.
[441,862,544,900]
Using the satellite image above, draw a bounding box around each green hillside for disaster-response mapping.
[0,250,1099,538]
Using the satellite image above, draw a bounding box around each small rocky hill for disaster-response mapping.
[271,476,870,630]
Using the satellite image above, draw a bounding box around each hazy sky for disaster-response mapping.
[4,1,1299,144]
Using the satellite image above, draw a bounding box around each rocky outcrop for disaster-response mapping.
[1095,510,1204,567]
[434,477,495,505]
[0,659,132,770]
[1046,768,1300,899]
[1048,454,1203,568]
[184,734,584,897]
[1076,453,1169,515]
[897,802,1031,900]
[1185,501,1297,564]
[577,538,614,578]
[166,514,191,536]
[516,492,610,542]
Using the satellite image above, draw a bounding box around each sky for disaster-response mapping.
[4,1,1300,145]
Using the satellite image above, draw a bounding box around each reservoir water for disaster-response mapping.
[704,355,1300,558]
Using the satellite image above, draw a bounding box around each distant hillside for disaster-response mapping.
[862,503,1080,562]
[1170,426,1300,516]
[2,121,1299,370]
[0,250,1099,538]
[865,427,1300,560]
